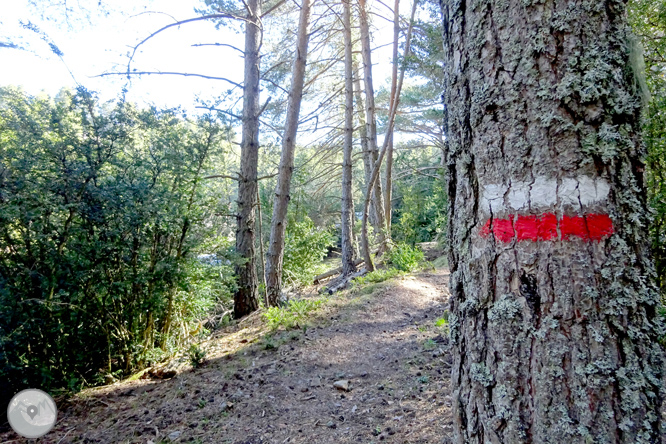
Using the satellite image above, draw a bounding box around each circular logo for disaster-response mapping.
[6,389,58,438]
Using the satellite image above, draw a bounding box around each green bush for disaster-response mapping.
[385,243,425,272]
[392,166,447,246]
[0,87,235,396]
[263,298,325,330]
[282,212,334,286]
[187,344,207,368]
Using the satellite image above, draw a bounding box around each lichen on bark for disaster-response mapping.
[441,0,665,442]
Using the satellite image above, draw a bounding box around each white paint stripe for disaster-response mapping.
[480,176,610,214]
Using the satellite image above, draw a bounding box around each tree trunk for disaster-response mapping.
[441,0,664,442]
[358,0,387,246]
[234,0,262,319]
[341,0,357,276]
[265,0,312,307]
[385,133,393,236]
[384,0,400,238]
[360,0,417,271]
[256,186,268,307]
[353,63,379,228]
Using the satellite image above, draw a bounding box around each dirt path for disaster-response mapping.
[3,268,453,444]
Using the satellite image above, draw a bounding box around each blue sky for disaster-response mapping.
[0,0,398,114]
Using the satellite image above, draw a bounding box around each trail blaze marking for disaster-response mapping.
[480,176,614,243]
[480,214,614,243]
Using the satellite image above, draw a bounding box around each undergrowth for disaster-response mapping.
[385,243,426,272]
[354,268,405,286]
[263,298,325,330]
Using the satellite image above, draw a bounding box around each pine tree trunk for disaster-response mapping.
[384,0,400,238]
[341,0,357,276]
[234,0,262,319]
[441,0,664,442]
[360,0,417,271]
[385,133,393,236]
[265,0,312,307]
[359,0,387,246]
[353,64,379,228]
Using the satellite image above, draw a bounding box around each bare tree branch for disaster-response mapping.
[196,106,243,120]
[258,97,272,117]
[257,172,279,181]
[205,174,240,180]
[192,42,245,55]
[262,0,288,17]
[95,71,243,89]
[127,13,250,75]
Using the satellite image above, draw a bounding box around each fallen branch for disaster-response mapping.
[313,258,364,284]
[323,269,368,295]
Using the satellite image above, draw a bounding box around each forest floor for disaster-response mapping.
[2,251,453,444]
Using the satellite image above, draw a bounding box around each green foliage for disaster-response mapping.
[353,268,405,286]
[385,243,425,272]
[0,87,235,395]
[431,255,448,269]
[282,210,334,286]
[262,298,325,330]
[628,0,666,297]
[188,344,207,368]
[435,315,449,328]
[422,339,437,351]
[391,160,447,246]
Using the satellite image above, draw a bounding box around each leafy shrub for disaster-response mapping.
[385,243,425,272]
[187,344,207,368]
[392,169,447,246]
[263,298,325,330]
[283,213,334,286]
[0,87,234,396]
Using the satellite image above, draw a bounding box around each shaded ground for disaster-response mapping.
[1,266,453,444]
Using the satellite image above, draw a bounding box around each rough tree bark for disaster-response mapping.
[441,0,664,442]
[341,0,357,276]
[264,0,312,307]
[358,0,387,246]
[234,0,262,318]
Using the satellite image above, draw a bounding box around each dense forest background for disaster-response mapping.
[0,0,664,406]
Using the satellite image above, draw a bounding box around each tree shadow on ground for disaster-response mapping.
[1,269,453,444]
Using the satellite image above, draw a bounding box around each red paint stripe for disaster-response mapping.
[585,214,615,240]
[561,215,589,241]
[481,214,613,243]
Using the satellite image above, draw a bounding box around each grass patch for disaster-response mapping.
[431,255,448,269]
[354,268,404,286]
[435,311,449,328]
[263,298,325,330]
[422,338,437,351]
[435,311,450,334]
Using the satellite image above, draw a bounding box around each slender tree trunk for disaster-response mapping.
[265,0,312,307]
[385,133,393,236]
[384,0,400,239]
[441,0,664,442]
[341,0,357,276]
[360,0,417,271]
[256,186,267,307]
[234,0,262,319]
[358,0,386,245]
[353,63,378,228]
